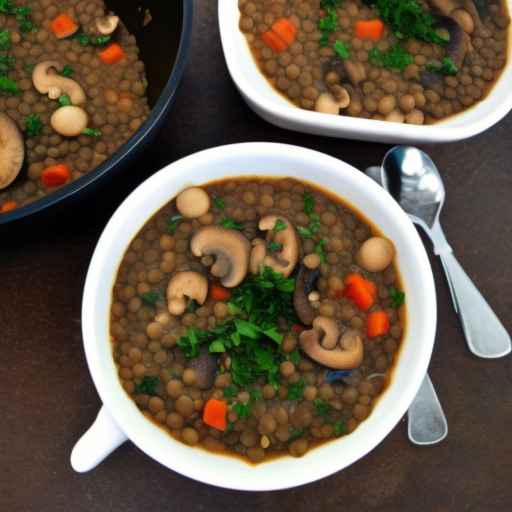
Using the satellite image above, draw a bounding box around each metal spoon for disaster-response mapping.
[380,146,511,360]
[364,165,448,446]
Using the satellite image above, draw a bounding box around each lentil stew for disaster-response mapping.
[0,0,150,214]
[238,0,510,124]
[110,177,406,464]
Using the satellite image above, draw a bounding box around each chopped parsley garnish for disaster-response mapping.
[286,378,305,400]
[318,7,338,47]
[287,349,301,365]
[139,290,164,306]
[0,29,11,51]
[186,299,199,314]
[233,401,251,419]
[60,64,74,77]
[320,0,343,7]
[0,2,37,33]
[267,240,283,253]
[303,191,315,215]
[25,113,42,136]
[82,127,102,137]
[177,266,297,389]
[0,75,18,95]
[0,54,15,76]
[389,286,405,308]
[369,44,413,72]
[426,57,458,76]
[364,0,448,46]
[167,214,183,234]
[274,218,287,232]
[23,62,34,74]
[134,376,159,395]
[289,427,305,441]
[333,419,347,436]
[314,238,327,263]
[230,388,263,419]
[314,398,331,417]
[219,217,244,230]
[58,94,72,107]
[297,213,321,239]
[333,40,350,60]
[213,195,225,209]
[223,385,239,398]
[74,32,111,46]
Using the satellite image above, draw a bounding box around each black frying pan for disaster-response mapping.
[0,0,193,227]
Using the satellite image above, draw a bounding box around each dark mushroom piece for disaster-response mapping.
[438,16,470,68]
[293,265,320,326]
[0,113,24,191]
[187,346,217,390]
[323,57,366,87]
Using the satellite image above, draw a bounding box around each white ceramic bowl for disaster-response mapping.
[219,2,512,143]
[71,143,436,490]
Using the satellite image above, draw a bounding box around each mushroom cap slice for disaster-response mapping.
[50,106,89,137]
[293,265,320,326]
[32,61,86,105]
[96,15,120,35]
[299,328,364,370]
[258,215,299,277]
[312,316,340,350]
[190,226,250,288]
[176,187,211,218]
[167,271,208,316]
[0,113,25,191]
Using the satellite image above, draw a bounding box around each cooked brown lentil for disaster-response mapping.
[238,0,510,124]
[110,177,406,464]
[0,0,150,213]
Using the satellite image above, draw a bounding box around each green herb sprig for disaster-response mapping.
[426,57,458,76]
[25,113,42,136]
[369,44,413,71]
[389,287,405,308]
[134,376,160,395]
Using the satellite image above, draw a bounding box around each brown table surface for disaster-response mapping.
[2,2,512,511]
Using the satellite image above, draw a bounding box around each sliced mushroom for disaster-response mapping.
[249,238,267,274]
[427,0,482,28]
[357,236,395,273]
[438,16,470,68]
[0,114,24,191]
[176,187,211,218]
[344,60,367,85]
[312,316,340,350]
[293,265,320,326]
[32,61,86,105]
[190,226,250,287]
[167,271,208,316]
[50,105,89,137]
[257,215,299,277]
[188,346,217,389]
[315,89,350,114]
[96,15,120,35]
[299,328,363,370]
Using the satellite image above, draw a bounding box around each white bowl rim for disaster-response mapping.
[218,1,512,143]
[81,142,437,491]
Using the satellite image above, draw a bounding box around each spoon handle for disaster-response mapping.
[430,223,512,359]
[407,373,448,446]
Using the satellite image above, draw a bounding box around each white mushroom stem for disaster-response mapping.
[249,238,267,274]
[96,15,120,35]
[257,215,299,278]
[356,236,395,272]
[315,90,350,114]
[176,187,211,218]
[167,271,208,316]
[299,328,363,369]
[32,61,86,105]
[51,106,89,137]
[190,226,251,288]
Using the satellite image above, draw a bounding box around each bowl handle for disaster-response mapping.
[70,406,128,472]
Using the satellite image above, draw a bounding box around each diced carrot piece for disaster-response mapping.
[355,19,384,41]
[99,43,126,64]
[50,14,79,39]
[261,30,288,53]
[41,164,71,187]
[367,311,390,338]
[271,18,297,46]
[210,284,231,301]
[203,399,228,431]
[343,273,375,311]
[0,200,17,213]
